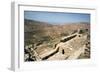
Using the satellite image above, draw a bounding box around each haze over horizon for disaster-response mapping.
[24,11,90,24]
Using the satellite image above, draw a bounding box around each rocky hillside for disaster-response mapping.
[24,19,90,45]
[24,19,90,61]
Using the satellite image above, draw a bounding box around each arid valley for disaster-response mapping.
[24,19,90,61]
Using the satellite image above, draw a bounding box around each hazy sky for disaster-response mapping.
[24,11,90,24]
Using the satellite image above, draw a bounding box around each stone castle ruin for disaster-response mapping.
[24,30,90,61]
